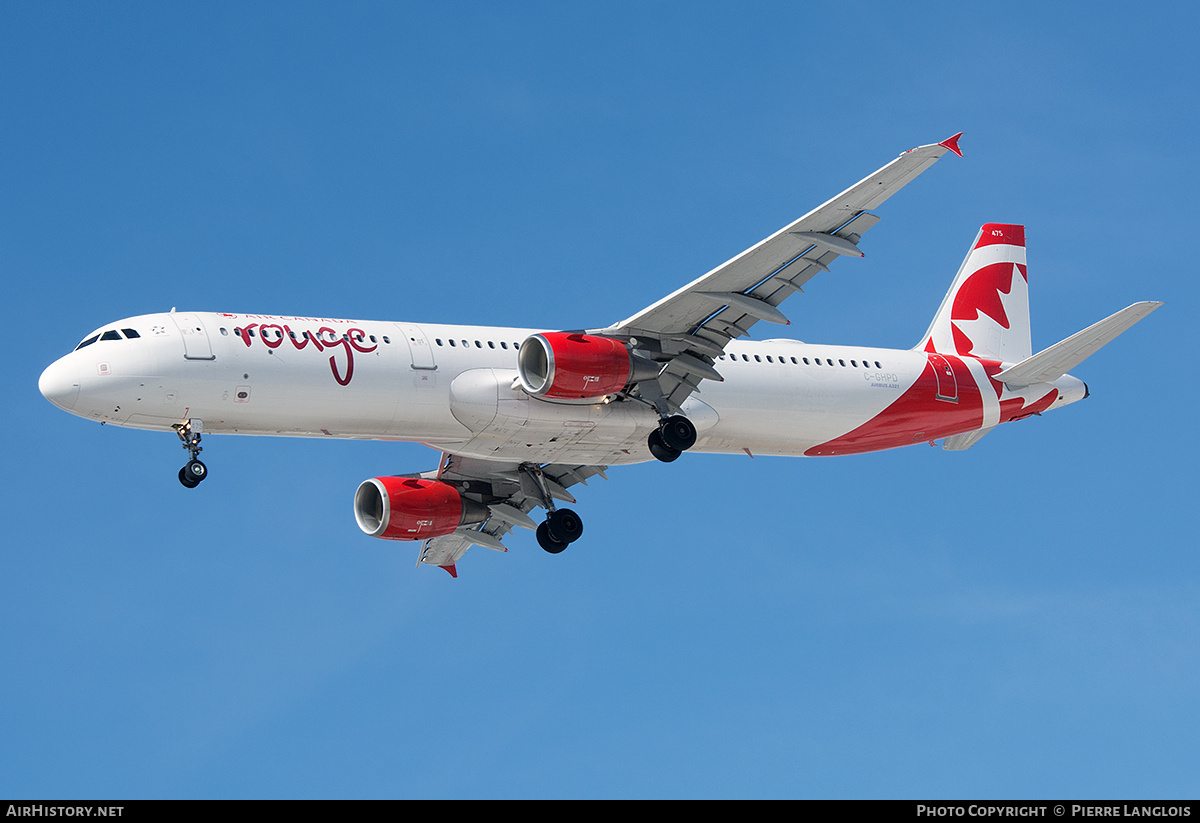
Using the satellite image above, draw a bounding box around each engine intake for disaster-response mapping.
[354,477,486,541]
[517,332,657,399]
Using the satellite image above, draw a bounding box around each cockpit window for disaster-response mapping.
[75,328,141,349]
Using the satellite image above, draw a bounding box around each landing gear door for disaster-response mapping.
[397,324,437,371]
[170,312,216,361]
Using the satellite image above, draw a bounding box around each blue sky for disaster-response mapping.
[3,2,1197,799]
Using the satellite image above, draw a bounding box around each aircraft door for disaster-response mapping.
[397,324,437,370]
[169,312,216,361]
[929,353,958,402]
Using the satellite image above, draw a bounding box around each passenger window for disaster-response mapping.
[839,359,845,367]
[449,339,456,347]
[436,339,443,346]
[802,357,809,365]
[501,342,508,350]
[875,361,881,369]
[826,358,834,366]
[488,341,495,349]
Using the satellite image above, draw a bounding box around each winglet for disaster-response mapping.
[441,564,458,578]
[938,132,964,157]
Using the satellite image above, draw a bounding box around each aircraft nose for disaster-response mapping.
[39,357,80,411]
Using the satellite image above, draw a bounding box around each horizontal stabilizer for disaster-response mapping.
[994,301,1162,388]
[943,426,995,451]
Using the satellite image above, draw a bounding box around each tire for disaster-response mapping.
[182,459,207,485]
[547,508,584,544]
[659,415,697,452]
[648,429,681,463]
[537,522,569,554]
[178,466,199,488]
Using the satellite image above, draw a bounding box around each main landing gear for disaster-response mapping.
[519,463,585,555]
[533,418,695,555]
[172,419,208,489]
[536,508,584,554]
[648,414,697,463]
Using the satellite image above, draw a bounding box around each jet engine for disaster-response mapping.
[517,332,659,399]
[354,477,487,541]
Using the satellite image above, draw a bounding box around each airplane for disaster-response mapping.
[38,134,1161,576]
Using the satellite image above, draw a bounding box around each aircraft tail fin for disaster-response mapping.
[993,301,1162,387]
[918,224,1031,362]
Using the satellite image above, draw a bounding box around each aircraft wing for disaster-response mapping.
[415,454,607,576]
[595,134,964,414]
[421,136,962,572]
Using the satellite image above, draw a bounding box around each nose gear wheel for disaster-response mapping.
[172,419,208,488]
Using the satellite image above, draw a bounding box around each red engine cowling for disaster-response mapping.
[353,477,486,541]
[518,332,639,399]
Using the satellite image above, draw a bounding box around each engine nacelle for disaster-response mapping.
[354,477,486,541]
[517,332,657,399]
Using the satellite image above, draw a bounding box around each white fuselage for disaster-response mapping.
[38,311,1087,466]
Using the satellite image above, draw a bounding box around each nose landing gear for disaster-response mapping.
[172,419,207,488]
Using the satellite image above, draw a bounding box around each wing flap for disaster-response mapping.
[412,455,608,574]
